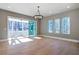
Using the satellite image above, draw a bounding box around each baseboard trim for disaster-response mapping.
[0,39,8,42]
[40,35,79,43]
[0,35,79,43]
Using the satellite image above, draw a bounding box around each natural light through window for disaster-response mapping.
[8,37,33,45]
[54,18,60,33]
[61,17,70,34]
[34,37,42,39]
[48,20,54,33]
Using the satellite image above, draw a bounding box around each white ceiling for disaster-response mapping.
[0,3,79,17]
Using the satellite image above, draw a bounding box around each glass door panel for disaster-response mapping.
[29,20,37,37]
[22,20,29,37]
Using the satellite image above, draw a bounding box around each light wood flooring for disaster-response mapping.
[0,37,79,55]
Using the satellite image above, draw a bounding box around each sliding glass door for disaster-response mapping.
[8,16,37,39]
[29,20,37,37]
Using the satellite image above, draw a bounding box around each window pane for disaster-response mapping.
[13,21,18,31]
[48,20,54,33]
[18,22,22,31]
[13,21,16,31]
[54,19,60,33]
[23,22,29,31]
[61,17,70,34]
[8,20,12,31]
[29,20,35,35]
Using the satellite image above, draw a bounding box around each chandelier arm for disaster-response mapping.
[38,9,40,15]
[37,6,40,15]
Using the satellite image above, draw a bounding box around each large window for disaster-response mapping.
[48,17,70,34]
[8,18,22,31]
[54,19,60,33]
[8,17,29,38]
[8,16,37,38]
[48,20,54,33]
[8,18,29,31]
[61,17,70,34]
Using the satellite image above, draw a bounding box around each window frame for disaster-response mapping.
[61,16,70,34]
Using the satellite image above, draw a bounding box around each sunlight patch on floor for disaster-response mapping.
[34,37,42,39]
[17,37,33,42]
[8,37,33,45]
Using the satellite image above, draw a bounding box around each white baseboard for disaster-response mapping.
[0,35,79,43]
[40,35,79,43]
[0,39,8,42]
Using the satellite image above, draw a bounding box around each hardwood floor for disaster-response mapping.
[0,37,79,55]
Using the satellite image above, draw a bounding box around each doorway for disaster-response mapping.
[7,16,37,40]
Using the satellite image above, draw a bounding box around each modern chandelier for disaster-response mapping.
[33,6,43,20]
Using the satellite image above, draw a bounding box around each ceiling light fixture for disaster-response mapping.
[33,6,43,20]
[67,6,70,8]
[8,6,11,8]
